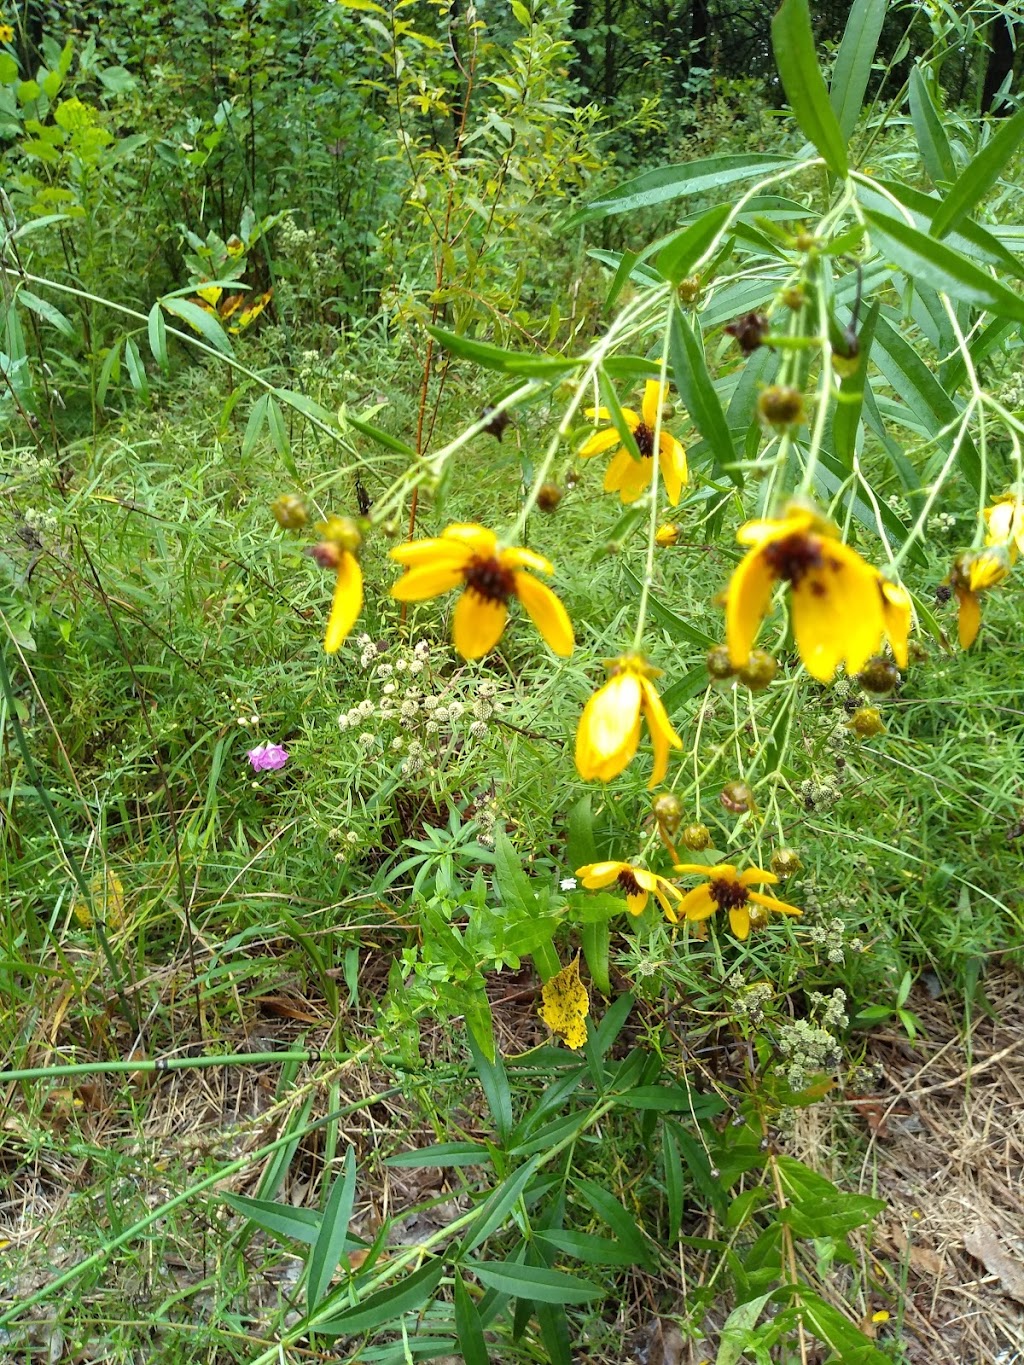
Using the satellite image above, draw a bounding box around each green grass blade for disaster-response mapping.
[931,103,1024,239]
[307,1146,358,1307]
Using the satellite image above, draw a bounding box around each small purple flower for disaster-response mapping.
[247,742,289,772]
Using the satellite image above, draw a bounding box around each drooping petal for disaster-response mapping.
[452,590,507,659]
[729,906,752,940]
[603,444,652,502]
[957,588,981,648]
[324,551,363,653]
[577,861,626,888]
[579,426,624,458]
[639,677,682,788]
[791,545,884,682]
[736,511,815,547]
[575,671,643,782]
[678,884,717,921]
[674,862,723,877]
[725,546,777,667]
[390,562,466,602]
[513,572,574,657]
[624,886,650,916]
[879,578,911,668]
[657,435,688,507]
[652,885,680,922]
[748,890,802,917]
[642,380,667,428]
[739,866,779,887]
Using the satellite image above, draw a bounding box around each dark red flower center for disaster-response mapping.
[633,423,655,459]
[617,869,643,896]
[463,555,516,604]
[708,877,749,911]
[762,531,826,589]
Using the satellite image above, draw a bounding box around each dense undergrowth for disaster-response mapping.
[3,0,1024,1361]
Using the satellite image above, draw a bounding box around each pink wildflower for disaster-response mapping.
[247,743,289,772]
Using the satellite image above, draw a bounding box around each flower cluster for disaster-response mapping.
[576,856,802,942]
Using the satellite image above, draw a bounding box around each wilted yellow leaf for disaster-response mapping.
[539,955,590,1050]
[72,871,125,929]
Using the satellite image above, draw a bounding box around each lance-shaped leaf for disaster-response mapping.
[771,0,849,176]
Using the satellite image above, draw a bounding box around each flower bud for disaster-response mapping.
[681,822,711,851]
[536,482,563,512]
[271,494,308,530]
[747,904,770,930]
[677,275,702,305]
[781,285,806,310]
[770,847,802,878]
[652,792,682,835]
[848,706,885,738]
[720,780,754,814]
[318,515,362,553]
[706,645,736,681]
[725,311,769,355]
[758,385,805,428]
[655,523,680,547]
[737,649,777,692]
[857,656,900,694]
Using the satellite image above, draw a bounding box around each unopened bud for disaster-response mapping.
[720,780,754,814]
[858,656,900,694]
[848,706,885,738]
[652,793,682,835]
[738,649,777,692]
[681,823,711,851]
[271,494,308,530]
[706,645,736,681]
[758,385,805,428]
[655,523,680,547]
[770,847,802,878]
[536,482,563,512]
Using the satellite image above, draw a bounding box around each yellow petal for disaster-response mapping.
[639,677,682,788]
[577,860,626,887]
[725,546,776,667]
[642,380,667,427]
[736,511,815,547]
[579,426,623,459]
[390,538,471,567]
[513,572,574,656]
[748,890,802,917]
[452,590,507,659]
[390,562,466,601]
[575,671,643,782]
[739,866,778,887]
[657,435,688,507]
[673,863,714,877]
[324,552,363,653]
[502,545,554,576]
[442,523,496,554]
[791,545,883,682]
[604,444,652,503]
[879,578,911,668]
[625,887,649,916]
[729,906,751,940]
[679,885,717,921]
[957,589,981,648]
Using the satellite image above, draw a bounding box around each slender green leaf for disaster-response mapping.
[581,919,611,996]
[908,66,956,186]
[266,394,289,459]
[535,1300,573,1365]
[17,288,74,337]
[466,1259,602,1304]
[387,1142,490,1168]
[931,102,1024,239]
[796,1290,892,1363]
[223,1193,322,1247]
[862,177,1024,280]
[458,1156,542,1254]
[829,0,887,142]
[596,369,641,461]
[657,203,733,284]
[662,1122,684,1239]
[535,1229,639,1266]
[668,306,740,485]
[771,0,849,176]
[124,337,148,398]
[605,246,640,308]
[307,1147,357,1308]
[865,208,1024,322]
[313,1259,444,1336]
[161,296,233,356]
[454,1273,489,1365]
[572,1179,649,1260]
[567,154,793,225]
[592,993,634,1057]
[147,302,168,371]
[465,989,496,1067]
[566,795,597,871]
[96,339,122,408]
[467,1026,512,1144]
[426,325,575,376]
[345,412,416,456]
[242,393,269,461]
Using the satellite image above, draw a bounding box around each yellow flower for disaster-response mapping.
[390,523,573,661]
[673,862,801,941]
[725,503,906,683]
[948,546,1011,649]
[313,516,364,654]
[576,860,683,921]
[984,495,1024,559]
[575,653,682,788]
[655,522,681,547]
[0,23,13,42]
[579,380,688,506]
